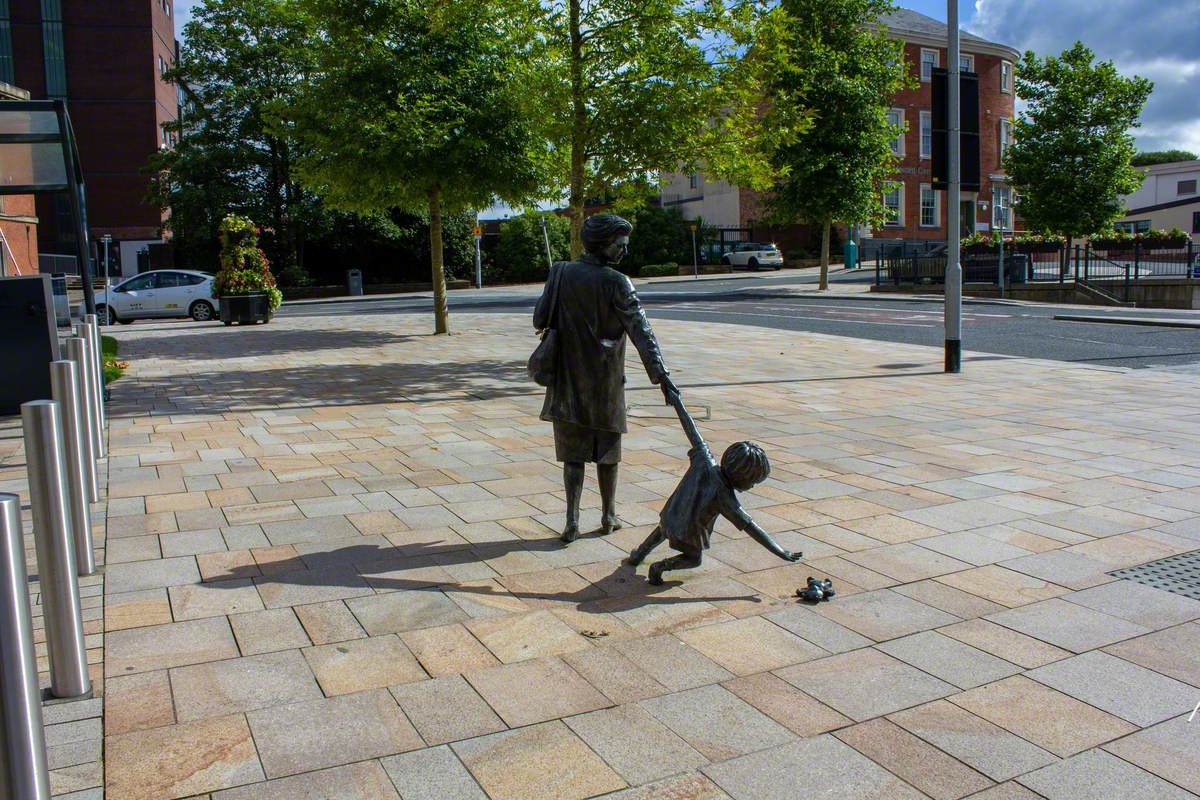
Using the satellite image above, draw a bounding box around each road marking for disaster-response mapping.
[650,308,936,328]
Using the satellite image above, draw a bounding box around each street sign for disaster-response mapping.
[689,224,697,232]
[472,225,482,238]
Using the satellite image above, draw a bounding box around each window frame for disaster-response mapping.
[1000,61,1013,94]
[1178,179,1197,196]
[919,183,939,228]
[886,108,905,157]
[959,54,975,73]
[920,48,939,82]
[999,118,1013,160]
[883,184,904,227]
[1193,211,1200,234]
[688,172,700,191]
[992,186,1012,230]
[919,110,932,160]
[119,273,158,292]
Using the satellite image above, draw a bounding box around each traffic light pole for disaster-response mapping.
[945,0,962,373]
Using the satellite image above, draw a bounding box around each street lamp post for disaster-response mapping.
[100,235,112,289]
[991,177,1009,299]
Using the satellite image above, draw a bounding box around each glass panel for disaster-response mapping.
[159,272,185,288]
[121,274,156,291]
[0,19,13,86]
[0,109,61,135]
[0,142,68,187]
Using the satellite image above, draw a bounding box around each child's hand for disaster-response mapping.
[782,550,802,562]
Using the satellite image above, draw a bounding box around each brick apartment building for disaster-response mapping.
[0,79,39,276]
[661,8,1020,254]
[0,0,179,277]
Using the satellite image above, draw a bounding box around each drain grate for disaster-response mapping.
[1110,549,1200,600]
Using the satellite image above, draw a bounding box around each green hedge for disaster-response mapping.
[638,262,679,278]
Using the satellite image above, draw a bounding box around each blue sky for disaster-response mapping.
[173,0,1197,153]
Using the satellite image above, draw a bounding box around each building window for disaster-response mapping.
[1000,61,1013,93]
[919,111,932,159]
[992,186,1012,230]
[0,0,14,85]
[999,118,1013,160]
[688,172,700,190]
[1192,211,1200,234]
[1179,179,1197,196]
[883,185,903,226]
[40,0,67,99]
[886,108,904,156]
[920,48,939,82]
[163,0,171,17]
[919,184,938,227]
[959,54,974,73]
[1115,220,1151,235]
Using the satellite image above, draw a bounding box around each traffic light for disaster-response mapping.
[931,66,980,192]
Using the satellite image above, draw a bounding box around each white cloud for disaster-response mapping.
[972,0,1200,154]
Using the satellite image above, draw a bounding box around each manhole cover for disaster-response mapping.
[1110,549,1200,600]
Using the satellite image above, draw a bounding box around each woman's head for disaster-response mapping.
[582,214,633,263]
[720,441,771,490]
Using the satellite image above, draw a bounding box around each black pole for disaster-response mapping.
[54,101,95,317]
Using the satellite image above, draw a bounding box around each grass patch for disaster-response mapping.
[101,335,127,383]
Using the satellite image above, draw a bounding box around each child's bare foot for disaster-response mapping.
[560,525,579,544]
[648,562,666,585]
[624,550,644,567]
[600,515,623,536]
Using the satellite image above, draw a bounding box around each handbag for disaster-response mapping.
[527,263,562,386]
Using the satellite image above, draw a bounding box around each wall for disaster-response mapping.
[1117,200,1200,235]
[1124,162,1200,209]
[0,195,39,275]
[660,171,742,229]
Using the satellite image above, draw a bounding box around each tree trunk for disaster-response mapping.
[819,219,831,291]
[568,0,585,258]
[429,187,449,335]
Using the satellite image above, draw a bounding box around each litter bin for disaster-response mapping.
[843,239,858,270]
[346,269,363,296]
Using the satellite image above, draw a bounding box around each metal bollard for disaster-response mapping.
[84,314,107,428]
[0,495,53,800]
[21,401,91,700]
[64,339,99,504]
[49,362,96,576]
[76,324,105,459]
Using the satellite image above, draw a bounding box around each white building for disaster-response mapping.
[1117,160,1200,235]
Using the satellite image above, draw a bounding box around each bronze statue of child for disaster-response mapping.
[626,389,802,584]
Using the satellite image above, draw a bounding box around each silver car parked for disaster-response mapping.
[95,270,217,325]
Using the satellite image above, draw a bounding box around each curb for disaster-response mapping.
[1053,314,1200,329]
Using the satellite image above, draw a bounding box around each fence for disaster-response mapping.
[1077,242,1196,303]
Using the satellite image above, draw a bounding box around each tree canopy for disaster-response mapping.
[757,0,911,289]
[1131,150,1198,167]
[1005,42,1153,239]
[283,0,553,332]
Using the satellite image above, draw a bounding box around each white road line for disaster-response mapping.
[650,308,936,328]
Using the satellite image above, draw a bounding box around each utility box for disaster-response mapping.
[346,269,363,296]
[843,239,858,270]
[0,275,59,415]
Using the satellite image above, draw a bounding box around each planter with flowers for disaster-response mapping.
[213,214,283,325]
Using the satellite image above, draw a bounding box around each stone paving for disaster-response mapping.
[8,304,1200,799]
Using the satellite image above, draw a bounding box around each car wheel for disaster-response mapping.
[721,256,731,265]
[189,300,215,322]
[97,305,118,326]
[749,258,759,270]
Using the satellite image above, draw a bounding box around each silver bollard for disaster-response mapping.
[84,314,107,434]
[76,324,105,460]
[0,495,52,800]
[64,339,99,504]
[50,362,96,577]
[21,401,91,700]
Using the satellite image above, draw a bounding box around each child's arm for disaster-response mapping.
[742,518,802,562]
[667,391,708,454]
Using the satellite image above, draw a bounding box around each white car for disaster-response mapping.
[721,242,784,270]
[96,270,218,325]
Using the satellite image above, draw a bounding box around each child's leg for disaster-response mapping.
[626,526,665,566]
[648,553,702,585]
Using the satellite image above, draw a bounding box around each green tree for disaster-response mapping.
[150,0,317,276]
[1006,42,1153,242]
[283,0,550,334]
[493,213,571,284]
[610,202,692,273]
[1131,150,1198,167]
[538,0,778,256]
[756,0,912,290]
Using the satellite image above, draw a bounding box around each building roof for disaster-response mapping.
[880,7,1020,59]
[1138,160,1200,176]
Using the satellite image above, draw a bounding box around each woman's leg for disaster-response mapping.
[598,463,622,534]
[626,526,665,566]
[561,462,585,543]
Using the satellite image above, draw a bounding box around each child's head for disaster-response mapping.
[720,441,771,491]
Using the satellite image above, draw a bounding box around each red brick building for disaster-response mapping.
[661,8,1020,255]
[1,0,178,277]
[0,80,39,276]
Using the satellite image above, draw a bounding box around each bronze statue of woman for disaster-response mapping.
[533,214,677,543]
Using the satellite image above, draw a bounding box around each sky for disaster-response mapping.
[173,0,1198,154]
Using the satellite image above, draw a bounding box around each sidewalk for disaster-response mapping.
[75,309,1200,798]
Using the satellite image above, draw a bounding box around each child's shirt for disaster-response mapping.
[659,444,753,555]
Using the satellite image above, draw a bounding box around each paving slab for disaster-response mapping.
[1103,714,1200,795]
[1103,622,1200,687]
[639,684,795,761]
[212,760,402,800]
[835,718,994,800]
[675,616,826,675]
[106,617,239,675]
[811,588,961,641]
[304,634,427,695]
[1017,748,1196,800]
[170,649,324,722]
[985,598,1151,653]
[381,746,487,800]
[391,673,506,746]
[721,671,851,737]
[465,656,610,728]
[1027,650,1199,727]
[877,630,1022,689]
[777,647,956,721]
[565,703,708,786]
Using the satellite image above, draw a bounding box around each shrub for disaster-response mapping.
[492,213,570,284]
[610,203,691,274]
[639,262,679,278]
[213,214,282,311]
